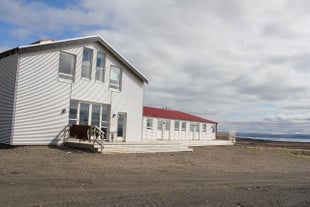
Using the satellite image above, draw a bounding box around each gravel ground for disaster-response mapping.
[0,141,309,207]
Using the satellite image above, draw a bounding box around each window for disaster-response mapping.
[174,121,180,131]
[91,104,101,126]
[79,103,89,125]
[110,66,122,90]
[69,100,78,125]
[158,120,163,130]
[147,118,153,129]
[96,52,105,82]
[59,51,76,80]
[165,120,170,131]
[82,48,92,79]
[211,125,216,133]
[190,122,194,132]
[202,123,207,132]
[196,123,200,132]
[181,122,186,131]
[101,104,109,129]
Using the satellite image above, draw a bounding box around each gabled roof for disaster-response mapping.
[143,106,217,124]
[0,35,148,83]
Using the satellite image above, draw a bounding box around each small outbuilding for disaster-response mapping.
[143,106,217,141]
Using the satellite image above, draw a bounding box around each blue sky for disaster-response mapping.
[1,0,310,134]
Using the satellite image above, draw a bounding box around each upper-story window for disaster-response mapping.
[110,66,122,90]
[96,52,105,82]
[59,51,76,81]
[82,47,92,79]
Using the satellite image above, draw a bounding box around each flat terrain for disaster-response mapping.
[0,140,309,207]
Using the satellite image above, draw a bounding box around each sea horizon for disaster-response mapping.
[236,132,310,143]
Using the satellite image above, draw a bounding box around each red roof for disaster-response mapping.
[143,106,217,124]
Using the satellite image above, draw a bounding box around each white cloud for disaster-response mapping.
[1,0,310,133]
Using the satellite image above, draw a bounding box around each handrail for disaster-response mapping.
[64,125,70,143]
[90,125,105,152]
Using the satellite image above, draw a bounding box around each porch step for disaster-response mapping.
[99,142,192,154]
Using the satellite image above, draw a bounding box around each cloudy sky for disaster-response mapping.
[1,0,310,134]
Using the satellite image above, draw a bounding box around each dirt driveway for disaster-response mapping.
[0,143,309,207]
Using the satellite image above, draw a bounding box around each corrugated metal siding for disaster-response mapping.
[0,54,18,144]
[13,50,71,145]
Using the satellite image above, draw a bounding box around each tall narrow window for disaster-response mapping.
[101,104,109,130]
[196,123,200,132]
[82,48,92,79]
[91,104,101,126]
[69,100,78,125]
[96,52,105,82]
[182,122,186,131]
[174,121,180,131]
[190,122,194,132]
[147,118,153,129]
[202,123,207,132]
[59,51,76,80]
[211,125,216,133]
[165,120,170,131]
[79,103,89,125]
[110,66,122,90]
[158,120,163,130]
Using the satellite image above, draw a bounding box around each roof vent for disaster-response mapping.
[31,38,55,45]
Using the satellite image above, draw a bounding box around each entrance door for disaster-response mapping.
[79,103,89,125]
[117,113,126,142]
[157,120,164,140]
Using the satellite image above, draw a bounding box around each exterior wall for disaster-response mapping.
[13,50,71,145]
[12,42,144,145]
[0,54,18,144]
[143,117,217,141]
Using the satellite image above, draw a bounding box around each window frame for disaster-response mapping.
[109,65,122,91]
[181,122,186,131]
[58,51,76,81]
[174,121,180,131]
[95,51,106,82]
[146,118,153,130]
[157,120,163,130]
[81,47,93,80]
[190,122,194,132]
[202,123,207,132]
[165,120,170,131]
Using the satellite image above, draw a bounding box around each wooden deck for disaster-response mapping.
[65,138,234,154]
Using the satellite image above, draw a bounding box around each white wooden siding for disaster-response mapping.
[13,50,71,145]
[13,42,144,145]
[0,54,18,144]
[143,117,216,141]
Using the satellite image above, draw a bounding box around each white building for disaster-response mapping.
[0,35,148,145]
[143,106,217,141]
